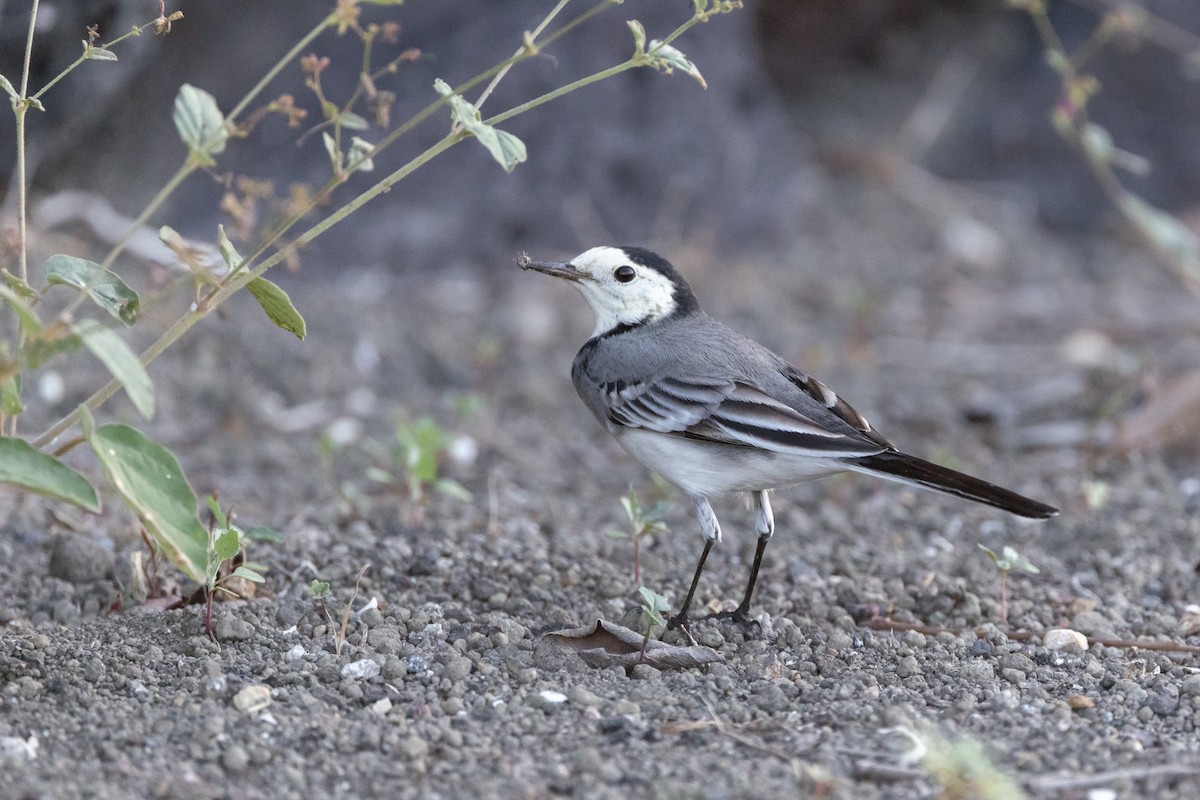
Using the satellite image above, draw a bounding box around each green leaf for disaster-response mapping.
[322,131,343,173]
[338,110,370,131]
[433,78,527,173]
[434,477,472,502]
[86,422,208,582]
[231,565,265,583]
[646,39,707,89]
[205,494,228,529]
[44,254,140,325]
[3,269,38,299]
[627,20,647,55]
[74,320,154,419]
[0,436,100,512]
[246,277,307,340]
[309,579,331,599]
[213,528,241,563]
[173,84,227,166]
[638,586,670,629]
[216,225,243,272]
[1,375,22,416]
[0,73,17,106]
[347,136,375,173]
[84,45,118,61]
[0,284,42,334]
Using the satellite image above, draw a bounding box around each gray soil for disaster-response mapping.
[3,2,1200,799]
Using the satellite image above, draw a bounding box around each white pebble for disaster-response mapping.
[1043,628,1089,652]
[341,659,381,680]
[232,684,272,713]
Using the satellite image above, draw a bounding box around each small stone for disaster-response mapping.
[400,736,428,760]
[213,615,254,642]
[1043,629,1089,653]
[538,689,568,705]
[630,664,660,681]
[48,534,113,585]
[1067,694,1094,711]
[1148,691,1179,717]
[900,630,926,649]
[444,657,472,681]
[1001,668,1026,684]
[1072,611,1116,639]
[895,656,920,678]
[221,745,250,774]
[693,628,725,649]
[1000,654,1036,674]
[568,686,603,708]
[232,685,272,713]
[341,659,381,680]
[1181,674,1200,698]
[370,698,392,717]
[285,645,306,661]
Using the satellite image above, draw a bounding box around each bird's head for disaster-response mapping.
[518,245,700,338]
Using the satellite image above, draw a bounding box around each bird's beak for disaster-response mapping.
[516,253,586,283]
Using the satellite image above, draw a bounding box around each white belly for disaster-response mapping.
[616,428,847,498]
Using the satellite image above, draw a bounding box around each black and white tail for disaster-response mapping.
[852,450,1058,519]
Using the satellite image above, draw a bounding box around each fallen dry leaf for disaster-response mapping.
[539,619,723,670]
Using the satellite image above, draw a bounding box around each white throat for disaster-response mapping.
[565,246,679,338]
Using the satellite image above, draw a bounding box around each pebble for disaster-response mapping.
[1182,674,1200,697]
[1043,629,1089,652]
[213,615,254,642]
[341,659,381,680]
[895,656,920,678]
[47,534,113,585]
[400,736,428,760]
[444,657,473,681]
[1072,611,1116,638]
[221,745,250,774]
[232,685,272,713]
[568,686,603,708]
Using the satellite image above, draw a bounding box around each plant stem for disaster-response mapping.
[16,0,40,284]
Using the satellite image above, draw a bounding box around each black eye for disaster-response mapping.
[614,265,636,283]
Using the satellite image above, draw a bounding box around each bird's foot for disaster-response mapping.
[704,604,763,634]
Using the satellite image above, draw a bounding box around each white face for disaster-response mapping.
[565,246,679,337]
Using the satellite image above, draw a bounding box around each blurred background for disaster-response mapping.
[3,0,1198,268]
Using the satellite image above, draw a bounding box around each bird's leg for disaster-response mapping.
[712,490,774,625]
[667,497,720,630]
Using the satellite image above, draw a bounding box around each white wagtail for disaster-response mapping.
[518,246,1058,628]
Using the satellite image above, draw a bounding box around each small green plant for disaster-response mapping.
[977,544,1040,624]
[308,564,369,656]
[637,585,670,663]
[609,486,671,585]
[365,416,471,519]
[916,726,1027,800]
[202,496,268,637]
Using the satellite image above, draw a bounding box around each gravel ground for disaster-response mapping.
[3,172,1200,799]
